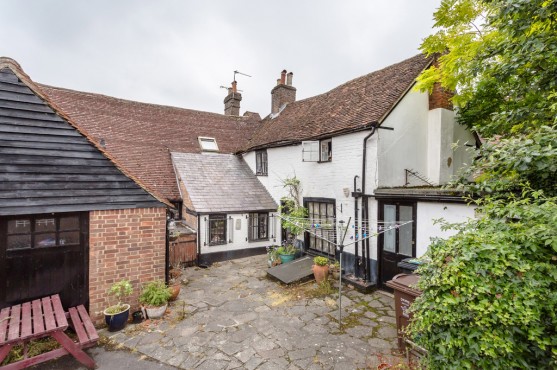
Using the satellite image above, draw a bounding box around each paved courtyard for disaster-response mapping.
[101,255,403,369]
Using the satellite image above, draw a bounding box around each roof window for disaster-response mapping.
[198,137,219,152]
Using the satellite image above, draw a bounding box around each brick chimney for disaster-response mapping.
[224,80,242,116]
[427,67,455,184]
[271,69,296,114]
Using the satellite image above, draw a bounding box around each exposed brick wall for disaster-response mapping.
[89,207,166,325]
[271,84,296,114]
[179,180,198,228]
[429,82,453,110]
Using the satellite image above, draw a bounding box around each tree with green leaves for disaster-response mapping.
[408,0,557,368]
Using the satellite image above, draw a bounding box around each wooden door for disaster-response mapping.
[378,202,416,290]
[0,213,89,309]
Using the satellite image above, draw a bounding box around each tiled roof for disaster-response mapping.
[171,152,277,213]
[40,85,260,201]
[243,54,433,151]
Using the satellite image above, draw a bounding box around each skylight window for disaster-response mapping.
[198,137,219,152]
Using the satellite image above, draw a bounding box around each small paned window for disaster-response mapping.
[198,137,219,152]
[5,214,82,250]
[320,139,332,162]
[248,213,268,241]
[256,150,268,176]
[208,215,226,246]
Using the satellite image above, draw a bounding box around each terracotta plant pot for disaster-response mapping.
[169,283,181,301]
[312,264,329,283]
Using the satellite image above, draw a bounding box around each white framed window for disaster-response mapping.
[302,141,319,162]
[302,139,332,162]
[198,137,219,152]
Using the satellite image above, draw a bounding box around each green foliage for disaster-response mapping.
[313,256,329,266]
[106,279,133,313]
[139,280,171,307]
[417,0,557,136]
[276,244,297,255]
[278,175,308,236]
[409,194,557,369]
[453,125,557,197]
[412,1,557,368]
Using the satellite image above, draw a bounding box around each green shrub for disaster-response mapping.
[139,280,171,307]
[313,256,329,266]
[408,194,557,369]
[277,245,297,255]
[105,280,133,314]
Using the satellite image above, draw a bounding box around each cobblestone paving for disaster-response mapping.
[101,255,404,369]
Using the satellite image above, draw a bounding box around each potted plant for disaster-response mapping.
[276,244,297,264]
[312,256,329,283]
[168,263,182,301]
[330,260,341,280]
[103,280,133,331]
[267,245,282,267]
[139,280,172,319]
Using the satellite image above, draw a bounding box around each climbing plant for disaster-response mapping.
[278,176,307,237]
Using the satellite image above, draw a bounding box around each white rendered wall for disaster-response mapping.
[198,212,279,255]
[243,130,378,256]
[377,90,475,187]
[377,90,430,188]
[416,202,475,257]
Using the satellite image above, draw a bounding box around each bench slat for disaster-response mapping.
[77,305,99,342]
[68,307,88,345]
[51,294,68,328]
[20,302,32,339]
[32,299,44,334]
[42,297,56,331]
[0,307,10,344]
[7,305,20,341]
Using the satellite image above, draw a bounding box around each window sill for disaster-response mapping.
[256,173,268,176]
[209,241,227,247]
[248,238,269,243]
[317,160,332,163]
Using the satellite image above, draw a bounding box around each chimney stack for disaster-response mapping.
[224,80,242,116]
[271,69,296,114]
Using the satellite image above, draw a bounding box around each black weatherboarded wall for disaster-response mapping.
[0,67,164,216]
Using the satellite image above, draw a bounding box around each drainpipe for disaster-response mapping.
[361,124,378,283]
[165,210,170,284]
[353,175,359,277]
[197,216,201,266]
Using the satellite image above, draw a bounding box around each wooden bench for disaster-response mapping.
[0,295,98,369]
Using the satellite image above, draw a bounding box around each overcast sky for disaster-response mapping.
[1,1,441,116]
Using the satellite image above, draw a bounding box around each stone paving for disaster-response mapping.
[101,255,404,369]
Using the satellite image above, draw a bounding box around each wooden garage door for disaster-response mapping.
[0,212,89,309]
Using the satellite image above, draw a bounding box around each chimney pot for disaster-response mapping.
[280,70,287,85]
[232,80,237,93]
[286,72,293,86]
[271,69,296,114]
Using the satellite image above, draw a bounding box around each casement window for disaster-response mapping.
[198,137,219,152]
[320,139,332,162]
[248,213,268,241]
[305,199,336,255]
[302,139,332,162]
[208,215,226,246]
[4,213,83,250]
[255,150,268,176]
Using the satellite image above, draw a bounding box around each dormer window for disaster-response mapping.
[198,137,219,152]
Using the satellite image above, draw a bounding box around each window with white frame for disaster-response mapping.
[248,213,268,241]
[255,150,268,175]
[198,137,219,152]
[302,139,332,162]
